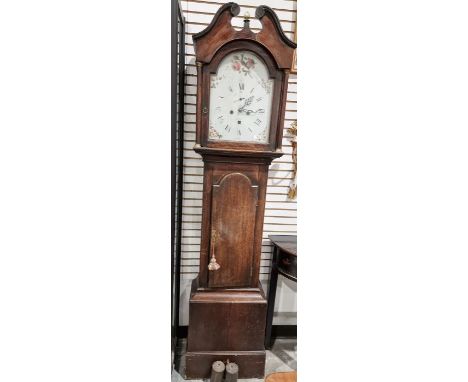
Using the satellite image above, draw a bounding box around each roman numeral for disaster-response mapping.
[239,82,244,90]
[229,86,233,92]
[255,118,262,126]
[237,129,241,136]
[250,88,254,94]
[225,125,230,132]
[256,97,262,102]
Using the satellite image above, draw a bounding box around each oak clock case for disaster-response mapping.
[185,3,296,379]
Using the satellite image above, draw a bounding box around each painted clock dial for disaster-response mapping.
[208,51,274,143]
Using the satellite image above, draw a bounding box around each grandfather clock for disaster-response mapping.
[185,3,296,379]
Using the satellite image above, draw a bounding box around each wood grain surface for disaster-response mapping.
[265,371,297,382]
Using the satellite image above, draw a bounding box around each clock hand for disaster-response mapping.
[243,108,265,114]
[237,101,247,112]
[237,96,254,112]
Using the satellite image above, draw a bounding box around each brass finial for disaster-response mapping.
[244,11,250,20]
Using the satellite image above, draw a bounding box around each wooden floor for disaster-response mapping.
[265,371,297,382]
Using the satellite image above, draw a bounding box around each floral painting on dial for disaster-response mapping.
[231,53,256,74]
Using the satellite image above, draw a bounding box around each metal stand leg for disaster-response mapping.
[265,246,279,349]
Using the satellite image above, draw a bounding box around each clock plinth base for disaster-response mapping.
[185,350,265,379]
[185,277,267,379]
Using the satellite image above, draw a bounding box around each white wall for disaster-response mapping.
[179,0,297,326]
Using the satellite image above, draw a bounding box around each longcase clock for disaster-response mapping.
[185,3,296,379]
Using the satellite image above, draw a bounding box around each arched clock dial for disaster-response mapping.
[208,51,274,143]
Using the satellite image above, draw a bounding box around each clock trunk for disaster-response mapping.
[197,159,268,289]
[209,171,258,287]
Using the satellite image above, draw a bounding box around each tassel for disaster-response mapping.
[208,229,221,271]
[208,256,221,271]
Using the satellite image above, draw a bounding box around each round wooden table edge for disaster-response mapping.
[265,370,297,382]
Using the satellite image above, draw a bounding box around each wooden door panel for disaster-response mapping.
[208,172,258,287]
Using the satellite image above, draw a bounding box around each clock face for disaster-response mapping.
[208,51,274,143]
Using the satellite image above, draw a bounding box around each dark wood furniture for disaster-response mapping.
[265,235,297,349]
[185,3,296,379]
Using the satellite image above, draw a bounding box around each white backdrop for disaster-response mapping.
[3,1,468,381]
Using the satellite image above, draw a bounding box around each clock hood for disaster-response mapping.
[192,2,296,70]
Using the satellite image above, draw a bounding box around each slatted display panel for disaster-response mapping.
[179,0,297,324]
